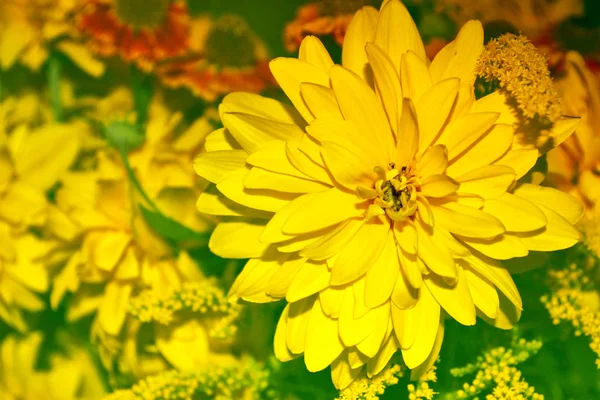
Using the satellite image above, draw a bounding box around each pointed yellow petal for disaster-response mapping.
[367,334,399,377]
[415,78,460,152]
[287,297,314,354]
[287,139,334,183]
[331,352,361,390]
[219,92,303,127]
[513,204,580,251]
[365,231,400,308]
[401,286,440,368]
[356,303,390,358]
[548,116,580,150]
[482,193,547,232]
[342,6,379,85]
[435,112,500,160]
[416,218,457,280]
[455,165,516,199]
[246,141,310,179]
[417,144,448,178]
[396,98,420,167]
[221,112,303,153]
[512,183,584,225]
[299,35,334,71]
[429,20,484,85]
[331,221,390,285]
[400,51,432,101]
[56,41,104,77]
[374,0,426,71]
[196,188,271,218]
[209,222,269,258]
[98,282,132,335]
[245,167,329,193]
[330,65,394,159]
[365,42,402,136]
[283,189,364,235]
[399,250,424,289]
[481,292,521,330]
[446,124,514,178]
[339,287,376,346]
[420,174,459,198]
[424,266,476,326]
[287,261,331,302]
[460,234,528,260]
[431,202,505,239]
[391,296,418,349]
[394,220,417,255]
[270,57,330,121]
[267,257,307,298]
[304,297,345,372]
[300,83,342,120]
[391,267,418,310]
[464,267,499,319]
[493,148,538,180]
[466,255,522,310]
[274,305,299,361]
[194,150,247,183]
[410,321,445,381]
[301,218,364,260]
[204,128,239,152]
[320,286,345,318]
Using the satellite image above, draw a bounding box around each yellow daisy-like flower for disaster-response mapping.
[195,0,583,389]
[48,97,213,336]
[548,52,600,213]
[0,331,107,400]
[0,0,104,76]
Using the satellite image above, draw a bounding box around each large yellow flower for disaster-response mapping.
[194,0,583,388]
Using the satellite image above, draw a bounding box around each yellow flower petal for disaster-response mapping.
[415,78,460,152]
[466,255,522,310]
[342,6,378,84]
[365,42,402,136]
[319,286,345,318]
[366,334,399,377]
[512,183,584,225]
[493,148,538,179]
[432,202,505,239]
[330,221,389,286]
[332,352,361,390]
[0,22,33,69]
[374,0,426,71]
[266,256,307,298]
[396,98,420,167]
[301,218,364,260]
[514,204,580,251]
[482,193,547,232]
[339,287,376,347]
[203,128,239,152]
[321,140,380,189]
[464,267,499,319]
[98,281,132,335]
[416,144,448,178]
[394,220,417,255]
[298,35,334,72]
[287,261,331,302]
[209,221,269,258]
[283,189,364,235]
[304,297,345,372]
[401,286,441,368]
[274,305,298,362]
[194,150,247,183]
[270,57,330,122]
[287,297,314,354]
[400,50,432,101]
[435,112,500,160]
[245,167,329,194]
[355,302,390,357]
[460,234,529,260]
[424,265,476,326]
[429,20,484,85]
[56,41,105,77]
[416,218,457,280]
[455,165,516,199]
[300,83,342,120]
[420,174,459,198]
[220,92,302,125]
[365,231,401,309]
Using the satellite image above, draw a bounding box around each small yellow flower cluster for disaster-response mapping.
[336,364,405,400]
[129,280,242,339]
[542,262,600,366]
[408,382,437,400]
[104,359,270,400]
[450,338,544,399]
[581,208,600,259]
[476,34,562,125]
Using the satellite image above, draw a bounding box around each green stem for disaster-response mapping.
[117,147,159,212]
[48,54,64,122]
[130,65,152,128]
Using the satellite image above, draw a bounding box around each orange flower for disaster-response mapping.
[77,0,189,71]
[284,1,378,52]
[158,15,274,102]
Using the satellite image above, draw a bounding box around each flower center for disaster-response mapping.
[204,15,258,68]
[115,0,171,29]
[374,162,419,222]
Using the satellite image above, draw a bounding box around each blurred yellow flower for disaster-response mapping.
[48,95,214,336]
[158,14,274,102]
[195,0,583,388]
[0,331,107,400]
[0,0,104,76]
[548,52,600,213]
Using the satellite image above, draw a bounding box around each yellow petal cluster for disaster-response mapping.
[0,0,104,76]
[194,0,583,389]
[0,331,107,400]
[547,52,600,213]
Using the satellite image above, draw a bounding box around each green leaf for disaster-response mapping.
[105,121,145,153]
[139,205,208,245]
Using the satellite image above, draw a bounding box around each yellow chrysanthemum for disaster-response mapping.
[194,0,583,389]
[0,94,83,330]
[48,96,214,336]
[0,331,107,400]
[547,52,600,213]
[0,0,104,76]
